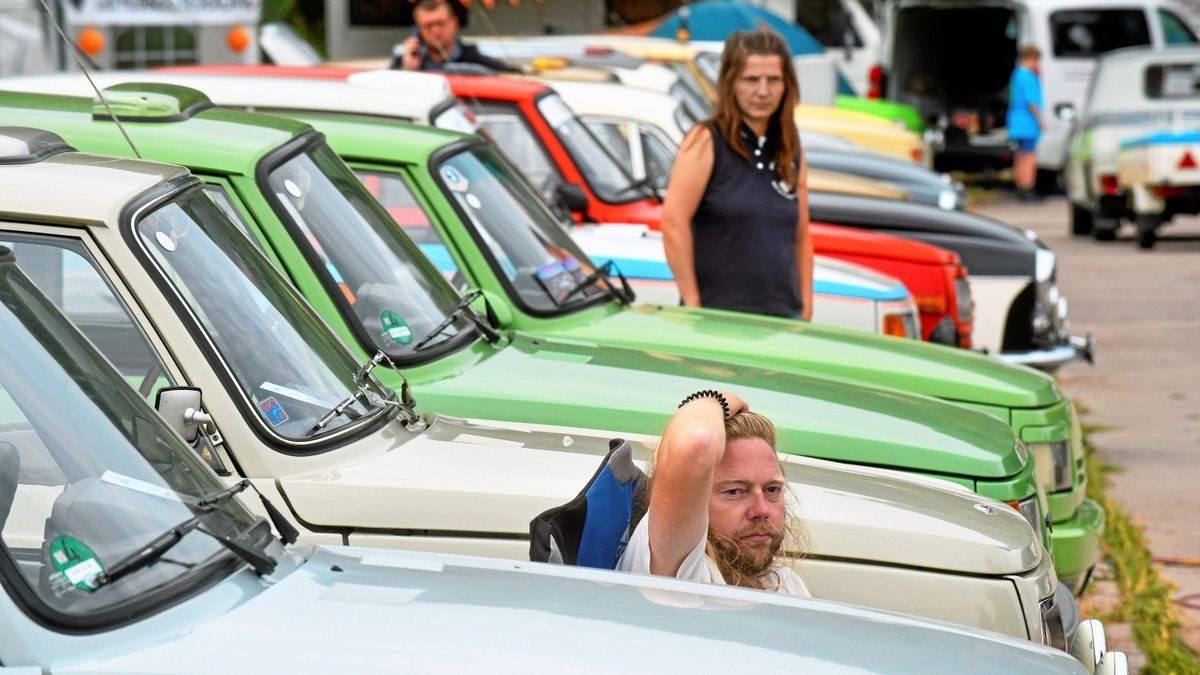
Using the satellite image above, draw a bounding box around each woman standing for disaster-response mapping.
[661,30,812,320]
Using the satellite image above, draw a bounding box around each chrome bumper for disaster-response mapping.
[999,333,1096,371]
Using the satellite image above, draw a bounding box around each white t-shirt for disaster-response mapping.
[616,512,810,597]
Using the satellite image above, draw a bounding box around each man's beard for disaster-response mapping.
[707,521,784,589]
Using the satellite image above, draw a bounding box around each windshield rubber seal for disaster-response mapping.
[426,135,613,320]
[532,89,648,207]
[121,169,395,455]
[256,132,479,368]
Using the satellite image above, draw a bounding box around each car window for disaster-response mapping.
[1050,9,1151,57]
[0,246,255,620]
[794,0,861,47]
[535,93,643,204]
[585,120,633,168]
[138,186,393,443]
[1144,60,1200,99]
[465,100,564,202]
[202,184,264,254]
[356,169,467,291]
[1158,9,1198,44]
[640,128,677,192]
[1,235,172,401]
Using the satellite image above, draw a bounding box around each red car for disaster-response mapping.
[162,64,972,346]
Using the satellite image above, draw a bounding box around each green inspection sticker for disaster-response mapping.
[380,310,413,345]
[49,536,104,592]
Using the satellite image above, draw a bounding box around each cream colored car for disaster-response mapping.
[0,126,1107,660]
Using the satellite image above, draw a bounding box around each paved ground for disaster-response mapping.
[975,194,1200,663]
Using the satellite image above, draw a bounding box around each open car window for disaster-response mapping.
[0,245,255,620]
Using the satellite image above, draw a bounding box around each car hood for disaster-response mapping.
[58,547,1080,674]
[544,305,1060,409]
[278,415,1037,575]
[405,333,1022,477]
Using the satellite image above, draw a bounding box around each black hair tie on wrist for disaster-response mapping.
[679,390,731,418]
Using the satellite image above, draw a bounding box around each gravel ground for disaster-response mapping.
[974,193,1200,667]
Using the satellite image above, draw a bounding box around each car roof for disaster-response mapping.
[285,110,468,160]
[0,71,454,124]
[1089,46,1200,113]
[0,141,189,227]
[0,89,309,175]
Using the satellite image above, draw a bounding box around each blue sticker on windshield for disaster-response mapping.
[441,166,469,192]
[258,397,289,427]
[536,260,565,280]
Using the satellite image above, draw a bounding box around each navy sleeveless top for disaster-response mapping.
[692,122,802,318]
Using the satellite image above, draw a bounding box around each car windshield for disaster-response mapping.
[136,187,393,444]
[265,143,473,363]
[534,93,645,203]
[434,144,611,314]
[469,101,566,203]
[0,247,256,618]
[432,100,482,134]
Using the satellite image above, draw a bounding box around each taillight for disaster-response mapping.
[868,65,884,100]
[911,147,924,163]
[882,314,909,337]
[1179,150,1197,170]
[1099,174,1118,196]
[1153,185,1187,198]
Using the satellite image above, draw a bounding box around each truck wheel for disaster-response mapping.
[1136,215,1161,249]
[1071,203,1094,236]
[1094,214,1119,241]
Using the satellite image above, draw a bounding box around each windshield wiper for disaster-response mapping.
[412,290,500,351]
[560,260,635,306]
[88,479,283,591]
[306,351,422,436]
[619,176,662,203]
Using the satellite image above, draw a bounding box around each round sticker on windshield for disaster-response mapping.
[155,230,177,252]
[381,310,413,345]
[441,166,469,193]
[465,193,482,209]
[49,536,104,592]
[284,179,304,198]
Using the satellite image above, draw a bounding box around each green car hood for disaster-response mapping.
[536,304,1061,411]
[395,333,1023,479]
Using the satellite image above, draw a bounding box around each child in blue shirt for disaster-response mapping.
[1007,45,1044,201]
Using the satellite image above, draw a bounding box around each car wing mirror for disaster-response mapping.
[155,386,213,444]
[556,183,590,215]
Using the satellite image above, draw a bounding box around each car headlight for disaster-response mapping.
[1030,440,1073,493]
[1008,494,1043,537]
[954,276,973,324]
[1032,249,1068,343]
[937,188,957,210]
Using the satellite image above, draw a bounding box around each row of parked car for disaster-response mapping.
[0,42,1123,673]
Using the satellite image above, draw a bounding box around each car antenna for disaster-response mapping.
[35,0,142,159]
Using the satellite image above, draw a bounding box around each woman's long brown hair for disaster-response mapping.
[711,29,802,190]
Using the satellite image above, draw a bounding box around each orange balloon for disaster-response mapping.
[227,26,251,53]
[77,27,105,57]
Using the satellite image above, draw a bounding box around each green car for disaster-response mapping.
[0,86,1056,562]
[284,112,1100,591]
[835,95,926,133]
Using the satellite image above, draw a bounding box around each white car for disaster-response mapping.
[877,0,1200,179]
[1065,46,1200,243]
[0,126,1091,657]
[0,221,1116,674]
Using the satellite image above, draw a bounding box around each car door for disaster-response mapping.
[0,225,235,476]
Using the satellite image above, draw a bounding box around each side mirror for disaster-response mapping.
[478,289,514,328]
[155,386,213,444]
[556,183,590,215]
[1055,103,1077,123]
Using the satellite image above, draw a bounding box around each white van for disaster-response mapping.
[878,0,1200,179]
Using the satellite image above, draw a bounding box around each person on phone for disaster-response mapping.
[660,29,812,321]
[391,0,517,73]
[617,389,810,595]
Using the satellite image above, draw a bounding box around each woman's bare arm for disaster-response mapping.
[795,150,813,321]
[661,126,715,307]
